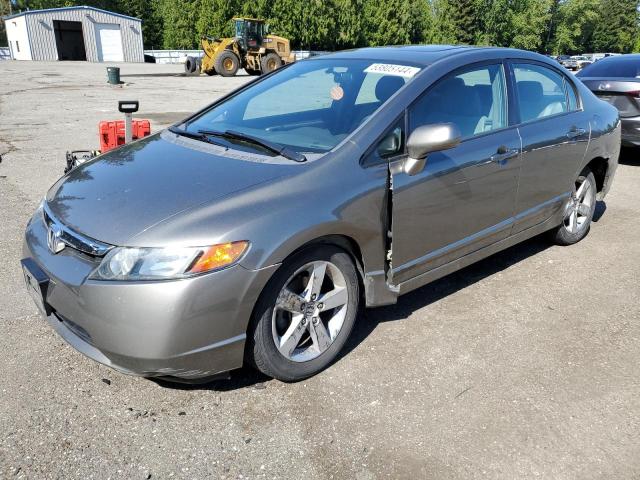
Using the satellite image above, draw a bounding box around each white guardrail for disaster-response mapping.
[143,49,329,64]
[0,47,11,60]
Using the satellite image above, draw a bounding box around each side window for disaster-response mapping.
[565,78,579,111]
[409,64,507,139]
[513,63,568,122]
[364,117,405,165]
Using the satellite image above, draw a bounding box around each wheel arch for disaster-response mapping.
[260,233,367,297]
[583,156,609,194]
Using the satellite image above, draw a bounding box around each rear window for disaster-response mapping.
[578,57,640,78]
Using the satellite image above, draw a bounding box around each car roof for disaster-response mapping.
[310,45,546,66]
[597,54,640,61]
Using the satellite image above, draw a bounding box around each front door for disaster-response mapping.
[390,63,521,285]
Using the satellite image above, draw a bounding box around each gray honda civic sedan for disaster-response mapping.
[22,46,620,383]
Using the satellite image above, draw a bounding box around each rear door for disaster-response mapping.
[389,62,521,284]
[510,61,590,233]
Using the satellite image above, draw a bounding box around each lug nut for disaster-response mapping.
[312,317,319,325]
[317,303,324,310]
[301,318,307,326]
[311,294,317,301]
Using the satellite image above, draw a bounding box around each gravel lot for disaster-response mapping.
[1,61,639,480]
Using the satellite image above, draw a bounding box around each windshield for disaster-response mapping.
[578,57,640,78]
[184,59,421,153]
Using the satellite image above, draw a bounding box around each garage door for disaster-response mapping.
[95,23,124,62]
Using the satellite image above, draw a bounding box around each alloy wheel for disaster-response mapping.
[564,175,595,234]
[271,261,349,362]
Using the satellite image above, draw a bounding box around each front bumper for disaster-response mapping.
[621,116,640,147]
[23,211,278,380]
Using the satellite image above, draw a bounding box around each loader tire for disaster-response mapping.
[261,53,282,74]
[184,56,197,74]
[215,51,239,77]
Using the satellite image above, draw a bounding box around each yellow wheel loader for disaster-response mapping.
[185,18,295,77]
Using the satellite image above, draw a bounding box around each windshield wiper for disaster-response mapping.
[169,126,227,147]
[198,129,307,163]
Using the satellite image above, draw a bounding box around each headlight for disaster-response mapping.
[90,241,249,281]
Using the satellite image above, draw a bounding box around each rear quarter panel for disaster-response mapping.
[577,79,621,197]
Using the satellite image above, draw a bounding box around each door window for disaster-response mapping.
[410,64,507,139]
[566,79,579,111]
[513,63,568,122]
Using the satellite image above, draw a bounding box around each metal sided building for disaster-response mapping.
[3,6,144,62]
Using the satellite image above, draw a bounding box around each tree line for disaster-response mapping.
[2,0,639,55]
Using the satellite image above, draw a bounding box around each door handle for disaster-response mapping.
[566,126,586,139]
[489,146,519,165]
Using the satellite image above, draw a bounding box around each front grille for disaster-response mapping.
[43,203,114,257]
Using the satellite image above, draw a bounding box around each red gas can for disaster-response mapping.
[99,120,151,153]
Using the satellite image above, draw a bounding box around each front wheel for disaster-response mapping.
[215,51,239,77]
[550,169,597,245]
[248,246,360,381]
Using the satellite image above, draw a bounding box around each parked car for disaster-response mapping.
[557,55,578,70]
[571,55,592,69]
[577,54,640,147]
[22,46,620,383]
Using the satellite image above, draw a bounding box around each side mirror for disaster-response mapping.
[404,123,461,176]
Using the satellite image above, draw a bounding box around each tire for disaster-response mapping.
[214,51,239,77]
[550,169,597,245]
[184,56,197,74]
[248,245,360,382]
[260,53,282,74]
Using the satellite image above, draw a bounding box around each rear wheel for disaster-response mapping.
[248,246,359,381]
[551,169,597,245]
[215,51,239,77]
[260,53,282,74]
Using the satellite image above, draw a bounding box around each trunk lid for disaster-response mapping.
[579,77,640,118]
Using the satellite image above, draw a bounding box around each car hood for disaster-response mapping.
[46,132,298,246]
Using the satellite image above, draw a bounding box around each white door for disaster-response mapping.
[95,23,124,62]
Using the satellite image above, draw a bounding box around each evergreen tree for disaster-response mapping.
[552,0,599,54]
[593,0,639,53]
[270,0,337,50]
[158,0,199,49]
[449,0,479,44]
[0,0,10,47]
[195,0,238,42]
[334,0,365,49]
[362,0,424,46]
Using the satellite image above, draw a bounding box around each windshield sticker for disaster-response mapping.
[364,63,420,78]
[330,85,344,101]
